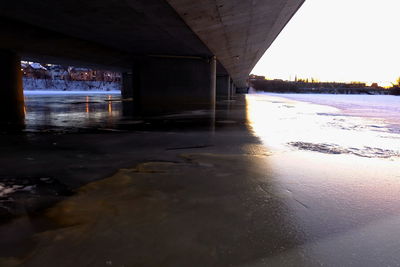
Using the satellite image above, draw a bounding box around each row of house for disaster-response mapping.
[21,62,122,82]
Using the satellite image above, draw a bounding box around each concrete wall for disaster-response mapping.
[129,56,216,115]
[216,75,231,100]
[0,50,24,126]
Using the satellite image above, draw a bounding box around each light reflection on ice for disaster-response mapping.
[24,91,122,130]
[246,94,400,159]
[246,93,400,254]
[244,93,400,265]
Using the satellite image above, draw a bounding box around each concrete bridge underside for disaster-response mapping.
[0,0,304,123]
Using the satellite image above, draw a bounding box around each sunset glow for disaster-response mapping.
[252,0,400,86]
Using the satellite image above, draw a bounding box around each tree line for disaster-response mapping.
[249,75,400,95]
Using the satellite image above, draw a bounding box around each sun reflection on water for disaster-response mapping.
[246,94,400,159]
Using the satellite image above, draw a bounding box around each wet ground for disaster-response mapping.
[1,92,400,266]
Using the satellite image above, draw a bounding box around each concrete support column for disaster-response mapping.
[128,55,216,115]
[0,50,24,126]
[210,56,216,107]
[121,71,134,116]
[231,81,236,98]
[121,71,133,99]
[216,75,231,100]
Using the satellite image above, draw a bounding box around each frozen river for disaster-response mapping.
[265,93,400,126]
[248,93,400,158]
[1,92,400,266]
[245,93,400,265]
[23,91,122,131]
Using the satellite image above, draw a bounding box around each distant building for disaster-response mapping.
[67,67,121,82]
[370,83,380,89]
[68,67,93,81]
[21,61,121,82]
[90,70,121,82]
[46,65,69,80]
[21,62,49,79]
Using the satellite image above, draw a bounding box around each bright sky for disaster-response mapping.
[251,0,400,86]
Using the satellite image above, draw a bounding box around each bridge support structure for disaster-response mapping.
[0,50,25,127]
[123,56,216,115]
[216,75,231,100]
[231,80,236,98]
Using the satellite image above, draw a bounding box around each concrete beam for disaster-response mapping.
[0,1,212,67]
[0,50,25,127]
[0,17,132,71]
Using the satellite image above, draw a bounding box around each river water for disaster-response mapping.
[24,91,122,131]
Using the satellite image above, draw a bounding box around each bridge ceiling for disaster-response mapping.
[0,0,303,86]
[166,0,304,87]
[0,0,212,61]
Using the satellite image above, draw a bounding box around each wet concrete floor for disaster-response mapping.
[1,93,400,266]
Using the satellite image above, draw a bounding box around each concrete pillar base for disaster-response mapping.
[0,50,25,127]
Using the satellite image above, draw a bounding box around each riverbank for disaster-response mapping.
[249,77,399,95]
